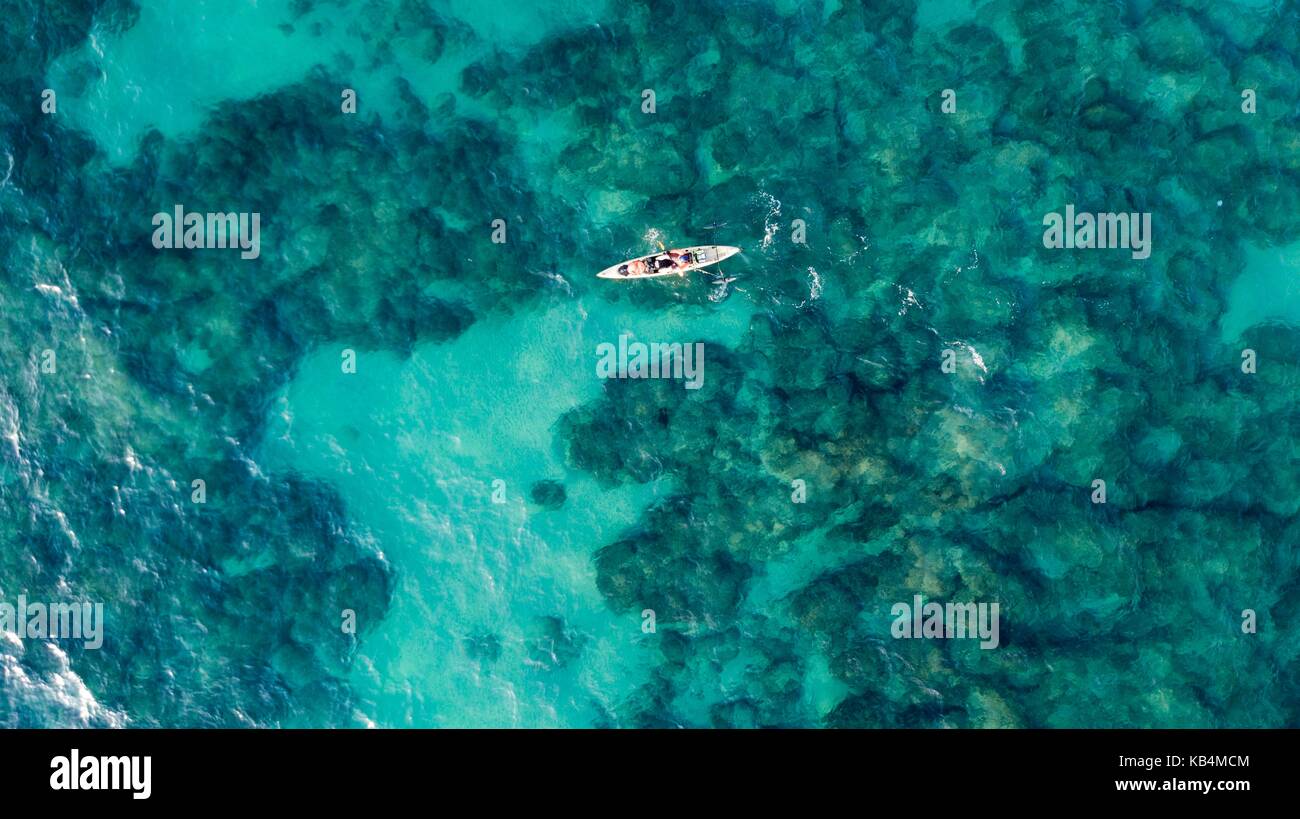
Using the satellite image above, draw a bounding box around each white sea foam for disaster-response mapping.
[756,192,782,249]
[0,633,126,728]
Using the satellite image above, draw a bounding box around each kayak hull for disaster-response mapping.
[597,245,741,279]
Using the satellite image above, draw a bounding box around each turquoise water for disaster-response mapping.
[1221,241,1300,343]
[258,302,752,726]
[3,0,1300,727]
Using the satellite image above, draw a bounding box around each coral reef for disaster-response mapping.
[2,0,1299,726]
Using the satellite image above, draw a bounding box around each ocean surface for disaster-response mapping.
[2,0,1299,727]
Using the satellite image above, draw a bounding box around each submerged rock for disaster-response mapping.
[529,479,567,510]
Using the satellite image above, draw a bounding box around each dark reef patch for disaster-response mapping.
[528,479,566,509]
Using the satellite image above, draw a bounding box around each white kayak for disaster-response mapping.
[597,245,741,279]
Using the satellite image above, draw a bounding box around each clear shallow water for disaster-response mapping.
[1221,241,1300,343]
[3,0,1300,728]
[258,301,754,726]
